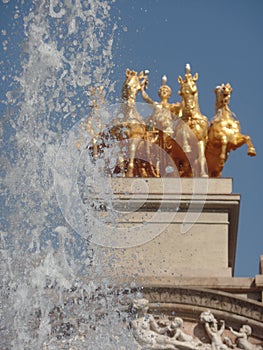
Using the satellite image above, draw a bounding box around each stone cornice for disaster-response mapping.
[139,287,263,338]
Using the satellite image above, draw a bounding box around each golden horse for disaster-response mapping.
[174,64,208,177]
[205,83,256,177]
[110,69,148,177]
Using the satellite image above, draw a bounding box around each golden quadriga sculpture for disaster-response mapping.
[84,65,256,178]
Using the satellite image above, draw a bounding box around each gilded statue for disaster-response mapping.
[140,74,181,177]
[205,83,256,177]
[110,68,148,177]
[174,64,209,177]
[141,74,180,135]
[84,66,256,179]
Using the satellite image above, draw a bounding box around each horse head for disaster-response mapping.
[214,83,232,114]
[121,68,149,103]
[178,64,199,115]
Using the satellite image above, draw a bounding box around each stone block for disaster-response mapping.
[88,178,240,280]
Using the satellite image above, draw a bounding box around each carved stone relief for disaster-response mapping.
[131,299,263,350]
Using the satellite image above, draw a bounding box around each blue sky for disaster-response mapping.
[1,0,263,277]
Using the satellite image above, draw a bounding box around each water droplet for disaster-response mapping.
[165,165,174,174]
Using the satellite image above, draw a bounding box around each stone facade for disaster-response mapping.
[89,178,263,348]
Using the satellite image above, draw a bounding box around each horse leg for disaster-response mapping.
[92,138,98,159]
[198,140,208,177]
[127,137,140,177]
[182,126,191,153]
[219,135,228,164]
[231,134,256,156]
[146,135,159,177]
[244,135,256,156]
[115,139,127,177]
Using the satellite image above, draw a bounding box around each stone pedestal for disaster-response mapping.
[90,178,240,280]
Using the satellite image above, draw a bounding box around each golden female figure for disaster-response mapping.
[140,75,181,177]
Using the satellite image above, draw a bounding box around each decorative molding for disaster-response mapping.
[142,287,263,322]
[139,287,263,339]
